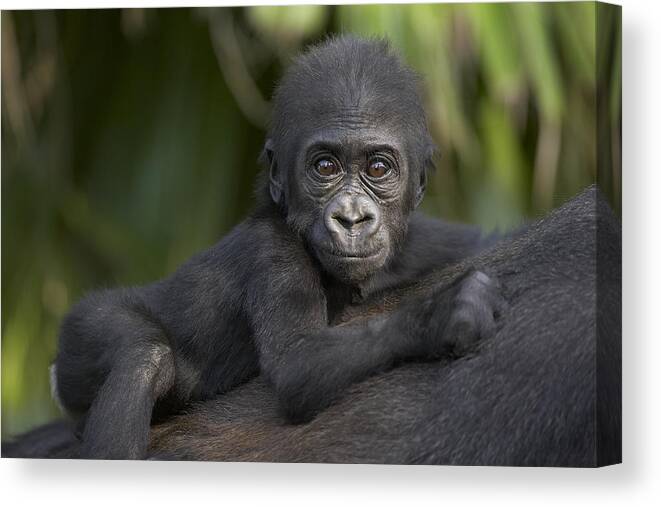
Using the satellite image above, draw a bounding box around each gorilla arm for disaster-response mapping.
[245,220,504,423]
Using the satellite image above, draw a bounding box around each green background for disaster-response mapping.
[1,2,621,437]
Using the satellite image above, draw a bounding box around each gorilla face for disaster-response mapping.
[264,37,433,285]
[288,125,411,284]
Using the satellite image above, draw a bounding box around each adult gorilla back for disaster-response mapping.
[5,186,621,466]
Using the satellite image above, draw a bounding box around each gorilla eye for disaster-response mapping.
[366,159,390,179]
[315,159,340,177]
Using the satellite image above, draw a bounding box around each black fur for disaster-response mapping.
[39,36,504,459]
[3,186,621,466]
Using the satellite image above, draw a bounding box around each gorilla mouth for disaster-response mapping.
[326,248,382,260]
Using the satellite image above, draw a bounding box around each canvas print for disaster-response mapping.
[1,2,621,466]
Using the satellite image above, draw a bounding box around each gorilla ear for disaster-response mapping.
[415,143,437,208]
[262,139,284,206]
[414,170,427,209]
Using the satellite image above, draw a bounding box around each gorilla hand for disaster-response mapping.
[399,270,507,359]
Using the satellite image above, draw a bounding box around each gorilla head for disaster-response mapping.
[263,36,435,283]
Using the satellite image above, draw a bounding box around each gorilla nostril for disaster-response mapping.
[333,215,353,229]
[333,213,371,230]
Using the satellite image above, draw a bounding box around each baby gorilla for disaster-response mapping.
[53,36,505,459]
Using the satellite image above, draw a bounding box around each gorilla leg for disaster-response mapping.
[54,288,177,459]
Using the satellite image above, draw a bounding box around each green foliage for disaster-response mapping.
[247,5,328,45]
[1,3,621,436]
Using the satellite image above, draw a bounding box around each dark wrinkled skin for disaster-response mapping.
[3,186,622,466]
[28,37,507,460]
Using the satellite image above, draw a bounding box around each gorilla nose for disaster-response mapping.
[332,209,372,230]
[325,194,380,238]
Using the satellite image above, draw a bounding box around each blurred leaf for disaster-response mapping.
[467,4,524,102]
[513,3,565,122]
[247,5,328,45]
[477,99,528,228]
[555,2,596,85]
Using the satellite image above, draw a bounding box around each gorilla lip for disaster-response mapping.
[328,249,382,259]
